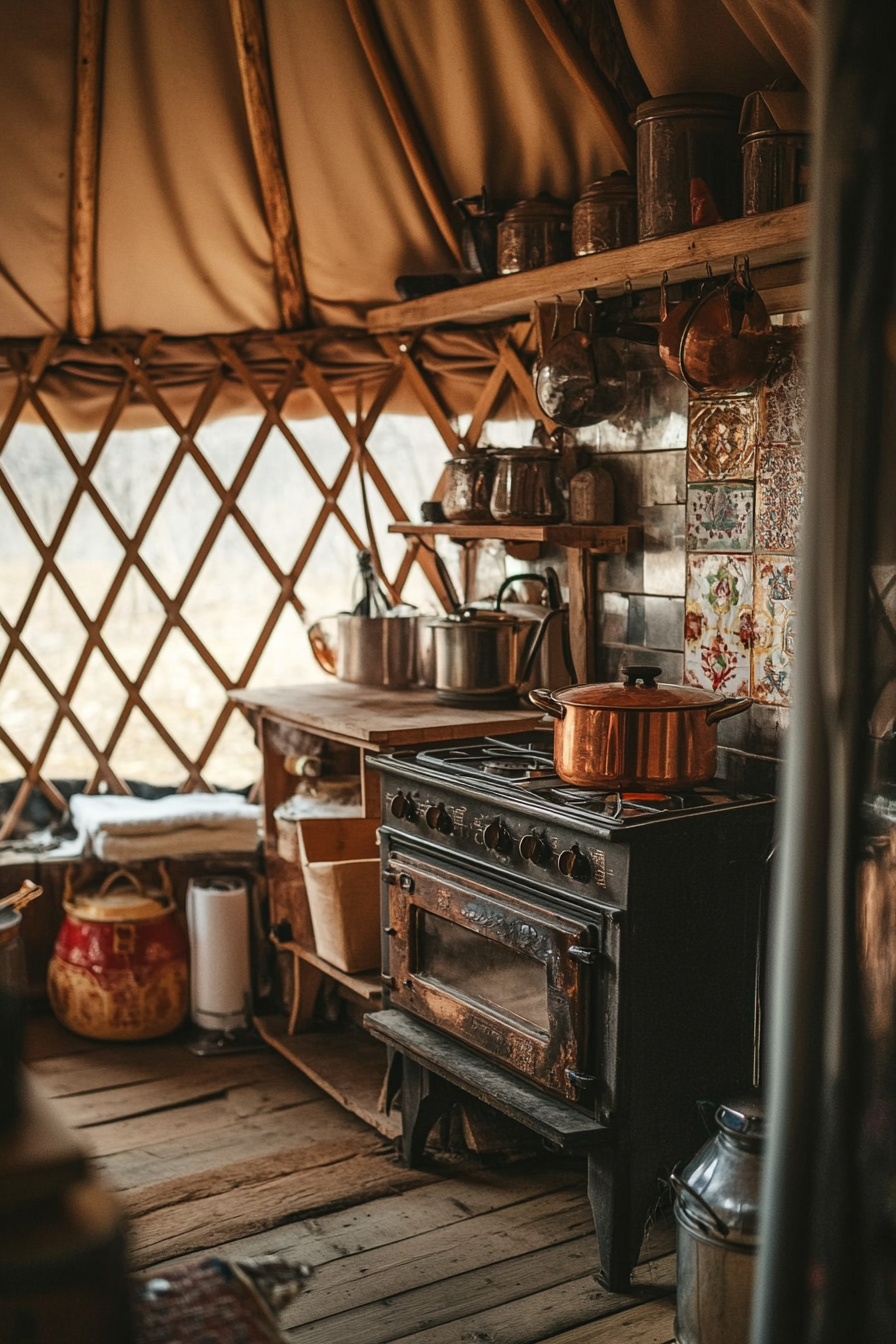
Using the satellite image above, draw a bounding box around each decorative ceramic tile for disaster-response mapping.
[755,441,803,553]
[751,556,797,705]
[687,397,760,481]
[684,553,753,696]
[686,484,754,553]
[762,333,807,444]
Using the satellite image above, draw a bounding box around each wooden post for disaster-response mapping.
[345,0,463,264]
[228,0,307,328]
[69,0,106,340]
[523,0,636,170]
[565,547,598,682]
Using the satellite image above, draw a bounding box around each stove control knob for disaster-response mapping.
[483,820,512,854]
[390,791,416,821]
[519,833,549,866]
[558,845,591,882]
[424,802,454,834]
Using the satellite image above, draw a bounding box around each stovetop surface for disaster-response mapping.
[411,731,769,825]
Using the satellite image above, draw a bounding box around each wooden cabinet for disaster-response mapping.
[229,682,544,1136]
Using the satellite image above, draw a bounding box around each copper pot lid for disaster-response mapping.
[501,192,571,223]
[576,172,636,202]
[551,665,730,711]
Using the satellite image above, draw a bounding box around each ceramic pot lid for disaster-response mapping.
[552,665,729,711]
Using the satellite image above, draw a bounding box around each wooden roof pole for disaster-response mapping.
[69,0,106,341]
[344,0,463,265]
[523,0,636,170]
[228,0,308,329]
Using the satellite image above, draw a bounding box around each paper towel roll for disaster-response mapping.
[186,877,252,1031]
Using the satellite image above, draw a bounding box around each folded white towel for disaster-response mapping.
[69,792,261,860]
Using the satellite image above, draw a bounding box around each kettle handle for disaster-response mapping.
[529,686,565,719]
[307,619,338,676]
[705,697,751,726]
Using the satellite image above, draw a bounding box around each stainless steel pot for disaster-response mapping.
[489,447,564,524]
[671,1099,763,1344]
[529,664,750,788]
[308,613,418,689]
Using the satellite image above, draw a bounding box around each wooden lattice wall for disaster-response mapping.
[0,324,543,838]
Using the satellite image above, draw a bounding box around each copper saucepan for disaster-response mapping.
[529,664,750,789]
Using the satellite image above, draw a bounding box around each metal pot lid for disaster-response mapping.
[434,609,521,629]
[444,453,492,465]
[486,445,559,460]
[551,665,729,711]
[65,891,172,922]
[576,173,636,202]
[501,192,571,223]
[631,93,742,125]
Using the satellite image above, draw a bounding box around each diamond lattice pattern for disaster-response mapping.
[0,328,537,836]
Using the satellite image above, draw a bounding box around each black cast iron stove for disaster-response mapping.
[365,730,774,1290]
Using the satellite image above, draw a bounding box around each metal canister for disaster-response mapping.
[441,454,495,522]
[489,447,565,524]
[740,90,809,216]
[632,94,742,242]
[497,193,572,275]
[671,1098,763,1344]
[48,866,189,1041]
[572,174,637,255]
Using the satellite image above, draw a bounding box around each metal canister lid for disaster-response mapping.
[631,92,742,127]
[717,1097,764,1146]
[501,192,571,223]
[576,172,636,203]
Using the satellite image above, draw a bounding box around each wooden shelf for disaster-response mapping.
[254,1014,400,1140]
[277,938,382,1001]
[389,522,640,552]
[367,203,810,332]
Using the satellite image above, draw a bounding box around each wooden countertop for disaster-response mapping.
[229,683,545,749]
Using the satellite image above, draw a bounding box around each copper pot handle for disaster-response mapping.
[705,697,751,726]
[529,687,565,719]
[307,619,338,675]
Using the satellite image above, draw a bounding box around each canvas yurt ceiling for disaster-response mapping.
[1,0,811,341]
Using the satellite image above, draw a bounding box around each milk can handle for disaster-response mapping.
[668,1165,730,1237]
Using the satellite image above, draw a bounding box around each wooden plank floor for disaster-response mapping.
[25,1017,677,1343]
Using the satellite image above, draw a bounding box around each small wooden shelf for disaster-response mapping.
[367,203,810,332]
[276,939,382,1001]
[254,1014,400,1140]
[389,522,640,553]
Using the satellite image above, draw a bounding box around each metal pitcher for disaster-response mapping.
[307,613,418,689]
[670,1098,763,1344]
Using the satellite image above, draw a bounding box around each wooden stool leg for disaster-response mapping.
[399,1056,456,1167]
[288,952,324,1034]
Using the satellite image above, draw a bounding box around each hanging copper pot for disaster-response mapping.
[679,258,773,394]
[658,270,713,381]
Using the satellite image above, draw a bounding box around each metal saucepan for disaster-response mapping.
[529,664,750,788]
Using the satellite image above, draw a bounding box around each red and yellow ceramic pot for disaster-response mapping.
[48,866,188,1040]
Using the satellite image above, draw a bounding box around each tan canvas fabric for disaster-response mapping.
[0,0,812,391]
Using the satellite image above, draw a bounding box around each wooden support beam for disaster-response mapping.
[523,0,636,171]
[69,0,106,340]
[345,0,463,265]
[228,0,307,328]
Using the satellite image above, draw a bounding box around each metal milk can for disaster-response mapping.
[671,1098,763,1344]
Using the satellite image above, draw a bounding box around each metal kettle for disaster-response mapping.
[433,569,574,709]
[671,1097,764,1344]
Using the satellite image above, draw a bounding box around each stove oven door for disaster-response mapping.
[385,852,615,1109]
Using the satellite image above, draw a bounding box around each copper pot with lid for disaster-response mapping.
[529,664,750,788]
[497,192,572,274]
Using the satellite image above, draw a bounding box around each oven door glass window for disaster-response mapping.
[417,908,550,1035]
